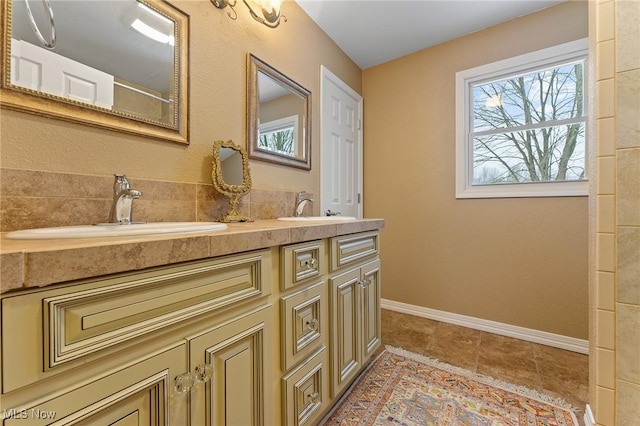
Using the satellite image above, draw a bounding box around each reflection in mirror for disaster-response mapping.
[212,140,252,222]
[248,54,311,170]
[220,148,244,186]
[1,0,189,143]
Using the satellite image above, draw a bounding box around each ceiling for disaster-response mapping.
[295,0,564,69]
[10,0,565,92]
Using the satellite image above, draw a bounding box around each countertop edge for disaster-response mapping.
[0,219,384,294]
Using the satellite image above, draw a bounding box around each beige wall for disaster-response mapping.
[592,1,640,424]
[363,1,589,339]
[0,0,361,199]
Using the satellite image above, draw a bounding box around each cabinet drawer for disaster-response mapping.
[282,347,329,426]
[280,281,326,371]
[330,231,379,271]
[281,240,325,291]
[1,250,272,393]
[1,342,188,425]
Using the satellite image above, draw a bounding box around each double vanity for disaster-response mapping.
[0,218,383,425]
[2,0,373,422]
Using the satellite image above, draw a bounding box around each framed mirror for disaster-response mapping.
[212,140,252,222]
[1,0,189,144]
[248,54,311,170]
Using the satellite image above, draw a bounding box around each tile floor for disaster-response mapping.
[378,309,589,420]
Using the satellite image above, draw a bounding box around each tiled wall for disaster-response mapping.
[613,0,640,423]
[0,168,309,232]
[594,2,617,423]
[594,1,640,424]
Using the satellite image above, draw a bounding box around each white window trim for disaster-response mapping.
[455,38,589,199]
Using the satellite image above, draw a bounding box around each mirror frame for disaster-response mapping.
[211,139,252,222]
[247,54,311,170]
[0,0,190,144]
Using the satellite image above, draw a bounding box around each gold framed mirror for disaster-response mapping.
[1,0,189,144]
[212,140,252,222]
[248,54,311,170]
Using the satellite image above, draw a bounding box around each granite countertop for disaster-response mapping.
[0,219,384,294]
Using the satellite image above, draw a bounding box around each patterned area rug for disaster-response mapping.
[322,346,579,426]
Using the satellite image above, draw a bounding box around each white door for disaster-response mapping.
[10,38,114,108]
[320,66,363,218]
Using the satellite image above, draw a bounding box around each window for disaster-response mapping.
[258,115,299,156]
[455,39,588,198]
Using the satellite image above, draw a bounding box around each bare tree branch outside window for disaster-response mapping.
[258,127,295,156]
[471,61,586,185]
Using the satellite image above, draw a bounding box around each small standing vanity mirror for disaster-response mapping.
[212,140,252,222]
[248,54,311,170]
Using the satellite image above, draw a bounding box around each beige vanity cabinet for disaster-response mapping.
[279,240,331,426]
[328,231,381,398]
[0,224,384,426]
[0,249,273,426]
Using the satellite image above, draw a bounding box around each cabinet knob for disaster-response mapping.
[307,391,320,404]
[174,372,196,394]
[194,363,214,383]
[302,258,317,268]
[305,318,319,332]
[359,277,372,287]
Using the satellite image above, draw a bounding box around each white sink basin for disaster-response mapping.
[277,216,357,221]
[4,222,228,240]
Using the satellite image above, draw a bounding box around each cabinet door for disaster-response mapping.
[328,269,361,398]
[189,306,273,426]
[361,260,381,361]
[2,343,188,425]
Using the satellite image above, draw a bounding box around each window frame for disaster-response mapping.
[455,38,589,199]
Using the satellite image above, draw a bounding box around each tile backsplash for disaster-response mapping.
[0,169,308,232]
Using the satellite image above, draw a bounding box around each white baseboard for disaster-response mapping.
[381,299,589,354]
[584,404,595,426]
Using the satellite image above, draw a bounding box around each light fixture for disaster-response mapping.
[131,19,174,45]
[130,2,174,45]
[211,0,286,28]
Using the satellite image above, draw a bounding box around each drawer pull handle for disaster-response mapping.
[301,258,318,268]
[174,372,196,394]
[194,363,214,383]
[305,318,319,331]
[308,391,320,404]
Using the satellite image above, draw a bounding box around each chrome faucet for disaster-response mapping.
[108,174,142,224]
[293,191,314,217]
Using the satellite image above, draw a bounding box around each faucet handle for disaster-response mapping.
[113,174,131,194]
[114,174,129,184]
[297,191,313,201]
